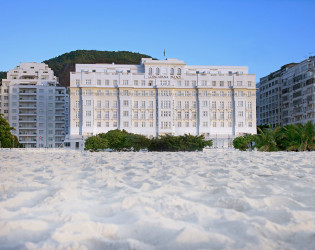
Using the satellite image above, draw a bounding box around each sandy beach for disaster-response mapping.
[0,150,315,249]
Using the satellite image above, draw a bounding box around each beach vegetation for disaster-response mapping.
[84,130,212,152]
[232,134,256,151]
[233,122,315,152]
[0,114,21,148]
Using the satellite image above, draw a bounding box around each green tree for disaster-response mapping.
[278,122,315,151]
[254,127,279,152]
[0,114,20,148]
[233,134,256,151]
[99,129,130,151]
[85,136,108,151]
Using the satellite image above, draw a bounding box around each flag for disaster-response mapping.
[163,49,165,57]
[27,133,29,141]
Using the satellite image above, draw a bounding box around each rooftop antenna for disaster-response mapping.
[163,49,166,59]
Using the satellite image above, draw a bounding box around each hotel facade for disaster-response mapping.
[0,63,69,148]
[67,58,256,149]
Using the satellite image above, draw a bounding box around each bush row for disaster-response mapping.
[85,129,213,152]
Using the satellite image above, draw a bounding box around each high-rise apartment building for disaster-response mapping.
[0,63,69,148]
[66,58,256,149]
[258,57,315,127]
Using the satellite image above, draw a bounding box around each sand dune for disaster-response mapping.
[0,150,315,249]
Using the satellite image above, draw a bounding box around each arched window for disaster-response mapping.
[170,68,174,75]
[177,68,181,75]
[156,68,160,75]
[149,67,152,75]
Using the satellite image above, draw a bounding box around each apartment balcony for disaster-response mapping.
[19,92,37,96]
[19,105,37,109]
[55,127,65,130]
[55,106,65,110]
[55,113,64,116]
[19,118,37,122]
[19,111,37,115]
[19,98,37,102]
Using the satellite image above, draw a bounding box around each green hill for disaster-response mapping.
[0,71,7,86]
[43,50,154,87]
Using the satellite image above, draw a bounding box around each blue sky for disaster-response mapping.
[0,0,314,80]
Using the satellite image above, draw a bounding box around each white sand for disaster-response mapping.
[0,150,315,250]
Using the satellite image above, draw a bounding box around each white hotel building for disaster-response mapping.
[67,58,256,149]
[0,63,69,148]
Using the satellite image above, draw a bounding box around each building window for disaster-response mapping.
[97,122,101,127]
[170,68,174,75]
[86,121,91,127]
[86,79,91,85]
[203,122,208,127]
[238,122,244,127]
[86,100,91,106]
[156,68,160,75]
[212,101,216,108]
[76,79,80,86]
[134,80,138,86]
[123,111,129,117]
[134,122,138,127]
[213,122,217,127]
[86,111,91,117]
[203,111,208,117]
[123,100,129,106]
[149,68,152,75]
[97,79,101,85]
[123,121,129,127]
[105,80,110,86]
[221,121,224,127]
[220,112,224,119]
[220,101,224,108]
[248,81,252,87]
[185,101,189,108]
[97,111,101,119]
[249,122,253,127]
[177,68,181,75]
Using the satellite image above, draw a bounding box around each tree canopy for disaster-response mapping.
[0,114,20,148]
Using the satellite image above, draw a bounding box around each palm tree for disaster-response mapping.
[283,122,315,151]
[255,127,280,151]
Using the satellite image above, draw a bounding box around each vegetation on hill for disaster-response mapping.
[85,130,213,152]
[0,114,21,148]
[233,122,315,152]
[0,71,7,86]
[43,50,154,87]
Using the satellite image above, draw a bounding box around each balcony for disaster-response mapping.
[19,98,37,102]
[19,105,37,109]
[19,118,37,122]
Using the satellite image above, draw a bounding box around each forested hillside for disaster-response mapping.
[43,50,154,87]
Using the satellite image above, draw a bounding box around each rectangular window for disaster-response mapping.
[220,81,224,86]
[86,111,91,117]
[97,79,101,85]
[97,111,101,118]
[123,121,129,127]
[212,81,216,86]
[123,111,129,117]
[86,121,91,127]
[97,122,101,127]
[86,79,91,85]
[86,100,91,106]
